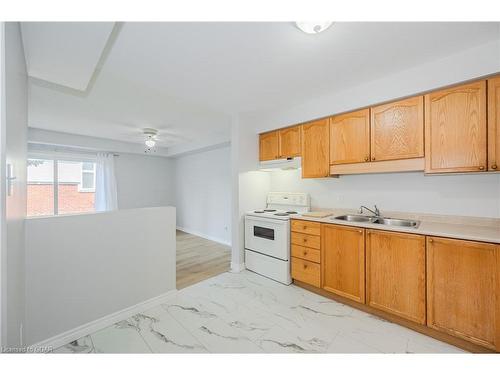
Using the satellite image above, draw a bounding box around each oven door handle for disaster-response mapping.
[245,215,288,225]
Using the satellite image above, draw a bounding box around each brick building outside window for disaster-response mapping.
[27,158,96,217]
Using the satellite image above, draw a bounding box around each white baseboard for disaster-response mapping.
[176,226,231,246]
[230,262,246,273]
[29,289,178,351]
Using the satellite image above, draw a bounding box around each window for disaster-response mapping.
[27,157,97,217]
[79,162,96,192]
[27,159,55,217]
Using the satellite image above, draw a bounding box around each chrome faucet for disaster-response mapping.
[359,205,380,217]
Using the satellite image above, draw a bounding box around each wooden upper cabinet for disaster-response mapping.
[330,109,370,165]
[279,126,301,158]
[301,119,330,178]
[322,224,365,303]
[366,230,426,324]
[427,237,500,351]
[370,96,424,162]
[425,80,487,173]
[488,76,500,171]
[259,131,279,161]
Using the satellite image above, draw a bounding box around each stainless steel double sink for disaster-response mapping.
[333,215,420,228]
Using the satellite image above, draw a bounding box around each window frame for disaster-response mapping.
[78,162,96,193]
[28,152,97,217]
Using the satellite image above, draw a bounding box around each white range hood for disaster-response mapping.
[259,157,301,171]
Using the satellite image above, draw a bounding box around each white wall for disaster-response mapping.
[270,170,500,218]
[28,128,172,157]
[230,117,271,270]
[28,132,176,211]
[232,38,500,262]
[25,207,176,345]
[114,153,175,210]
[1,22,28,347]
[174,146,232,245]
[0,21,4,346]
[253,39,500,133]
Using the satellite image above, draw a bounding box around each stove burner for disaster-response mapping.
[286,211,298,214]
[274,213,290,216]
[254,210,265,213]
[263,209,277,212]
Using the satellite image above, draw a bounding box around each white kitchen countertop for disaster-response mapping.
[290,209,500,244]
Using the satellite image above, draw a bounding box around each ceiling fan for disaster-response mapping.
[143,128,158,153]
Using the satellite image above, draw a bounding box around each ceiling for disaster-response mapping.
[23,22,500,150]
[21,22,114,91]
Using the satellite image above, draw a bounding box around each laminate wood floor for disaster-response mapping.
[176,230,231,289]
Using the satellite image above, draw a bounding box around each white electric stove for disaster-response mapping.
[244,192,310,285]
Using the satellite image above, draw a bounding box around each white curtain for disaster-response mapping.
[95,152,118,212]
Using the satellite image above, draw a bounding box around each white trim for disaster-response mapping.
[53,159,58,215]
[28,150,97,163]
[28,156,99,217]
[0,21,6,347]
[28,289,178,350]
[28,128,172,158]
[78,162,96,192]
[230,262,246,273]
[176,226,231,246]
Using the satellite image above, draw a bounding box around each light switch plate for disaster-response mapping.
[6,163,16,196]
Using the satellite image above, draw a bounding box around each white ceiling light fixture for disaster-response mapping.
[295,22,333,34]
[143,128,158,152]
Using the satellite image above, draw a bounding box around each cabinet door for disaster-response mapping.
[370,96,424,162]
[291,219,321,236]
[301,119,330,178]
[291,257,321,288]
[259,131,279,161]
[366,230,426,324]
[488,76,500,171]
[427,237,499,350]
[279,126,301,158]
[330,109,370,165]
[425,81,487,173]
[322,224,365,303]
[291,245,321,263]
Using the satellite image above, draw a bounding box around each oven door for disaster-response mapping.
[244,215,290,261]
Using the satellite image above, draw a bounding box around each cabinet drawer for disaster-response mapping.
[291,232,321,249]
[291,257,321,288]
[291,220,321,235]
[291,244,321,263]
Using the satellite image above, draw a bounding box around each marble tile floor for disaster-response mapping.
[52,270,465,354]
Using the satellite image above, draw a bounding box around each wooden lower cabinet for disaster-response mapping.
[291,257,321,288]
[291,219,321,236]
[291,231,321,249]
[321,224,365,303]
[366,230,426,324]
[427,236,500,351]
[291,244,321,263]
[290,219,322,288]
[291,219,500,352]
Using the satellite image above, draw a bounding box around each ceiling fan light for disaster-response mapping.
[143,127,158,149]
[295,22,333,34]
[145,138,156,148]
